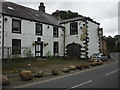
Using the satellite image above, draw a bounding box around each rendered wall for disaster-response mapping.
[3,15,64,58]
[87,20,100,57]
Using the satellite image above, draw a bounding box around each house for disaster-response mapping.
[0,1,104,59]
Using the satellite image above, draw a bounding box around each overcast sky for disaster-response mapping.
[5,0,119,37]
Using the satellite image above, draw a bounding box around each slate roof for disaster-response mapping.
[1,1,63,27]
[60,16,100,25]
[60,17,84,24]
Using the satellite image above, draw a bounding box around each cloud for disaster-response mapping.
[4,0,119,37]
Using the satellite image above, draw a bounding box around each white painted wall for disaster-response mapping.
[3,15,64,58]
[61,20,86,58]
[2,15,100,59]
[87,20,100,57]
[62,20,100,58]
[62,20,84,47]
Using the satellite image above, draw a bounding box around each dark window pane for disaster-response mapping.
[12,19,21,33]
[36,23,42,36]
[53,27,58,37]
[70,22,78,35]
[53,42,58,53]
[12,39,21,54]
[37,37,41,42]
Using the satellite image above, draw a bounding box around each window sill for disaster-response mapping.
[12,32,21,34]
[12,53,21,55]
[36,34,43,36]
[70,34,78,35]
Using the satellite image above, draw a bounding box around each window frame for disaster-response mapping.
[53,26,58,38]
[12,19,21,33]
[36,23,43,36]
[53,42,59,54]
[70,22,78,35]
[12,39,21,54]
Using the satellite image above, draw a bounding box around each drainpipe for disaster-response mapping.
[102,37,104,55]
[2,14,4,60]
[63,28,65,57]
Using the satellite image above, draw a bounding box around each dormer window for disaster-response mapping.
[53,27,58,37]
[70,22,78,35]
[12,19,21,33]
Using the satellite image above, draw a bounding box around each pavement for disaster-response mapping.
[12,52,119,89]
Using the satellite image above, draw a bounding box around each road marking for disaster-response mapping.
[13,61,117,88]
[67,80,92,89]
[105,69,120,76]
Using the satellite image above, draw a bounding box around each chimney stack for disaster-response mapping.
[52,10,61,20]
[39,2,45,12]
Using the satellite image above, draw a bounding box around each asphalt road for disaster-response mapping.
[15,53,119,89]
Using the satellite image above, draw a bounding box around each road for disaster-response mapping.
[15,53,119,89]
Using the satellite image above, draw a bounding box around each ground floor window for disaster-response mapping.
[12,39,21,54]
[53,42,59,55]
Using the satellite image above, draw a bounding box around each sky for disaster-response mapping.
[4,0,119,37]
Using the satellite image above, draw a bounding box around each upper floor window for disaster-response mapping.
[53,27,58,37]
[36,23,42,36]
[70,22,78,35]
[12,19,21,33]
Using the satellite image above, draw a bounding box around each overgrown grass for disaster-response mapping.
[2,57,90,75]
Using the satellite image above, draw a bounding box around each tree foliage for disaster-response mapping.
[105,35,120,52]
[52,10,83,20]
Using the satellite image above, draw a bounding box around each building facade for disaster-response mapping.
[0,1,104,59]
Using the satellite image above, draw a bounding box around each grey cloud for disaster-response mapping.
[4,1,119,37]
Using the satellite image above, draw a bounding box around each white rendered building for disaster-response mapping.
[0,1,103,59]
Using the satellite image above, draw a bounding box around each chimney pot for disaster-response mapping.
[39,2,45,12]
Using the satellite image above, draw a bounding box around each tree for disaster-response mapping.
[52,10,83,20]
[105,35,120,52]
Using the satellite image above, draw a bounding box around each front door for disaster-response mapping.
[35,41,43,57]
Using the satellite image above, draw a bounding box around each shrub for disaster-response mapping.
[23,49,33,58]
[45,51,52,58]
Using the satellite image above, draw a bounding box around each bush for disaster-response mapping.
[23,49,33,58]
[45,51,52,58]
